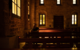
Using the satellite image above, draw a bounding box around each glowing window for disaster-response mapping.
[12,0,14,2]
[40,14,45,25]
[57,0,60,5]
[28,6,30,15]
[12,0,21,17]
[18,0,20,7]
[12,2,14,14]
[28,1,30,16]
[73,0,76,4]
[72,14,77,25]
[15,4,17,14]
[40,0,44,4]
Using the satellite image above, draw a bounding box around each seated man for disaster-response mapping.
[32,24,39,32]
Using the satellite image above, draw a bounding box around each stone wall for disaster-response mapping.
[35,0,80,29]
[0,0,5,37]
[1,0,25,38]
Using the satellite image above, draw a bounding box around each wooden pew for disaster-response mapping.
[26,32,80,39]
[19,38,80,48]
[19,32,80,48]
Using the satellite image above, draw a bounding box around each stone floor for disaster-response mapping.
[1,48,79,50]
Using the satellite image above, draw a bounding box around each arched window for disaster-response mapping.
[39,14,45,25]
[72,14,77,25]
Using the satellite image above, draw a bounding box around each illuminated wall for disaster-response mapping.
[35,0,80,28]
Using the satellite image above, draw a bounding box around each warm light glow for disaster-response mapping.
[72,36,76,38]
[15,0,17,14]
[12,0,21,17]
[12,0,14,2]
[15,0,16,4]
[28,19,30,21]
[37,43,43,45]
[28,2,29,4]
[39,36,42,38]
[72,47,77,50]
[15,4,17,14]
[44,36,49,38]
[73,0,76,4]
[18,0,20,7]
[55,43,57,45]
[40,0,44,4]
[57,0,60,4]
[46,43,57,45]
[54,36,56,38]
[32,43,36,44]
[18,8,20,16]
[40,14,45,25]
[57,36,61,38]
[72,14,77,25]
[72,15,74,24]
[60,43,70,44]
[17,7,18,15]
[72,44,77,50]
[50,36,52,38]
[19,37,21,38]
[73,44,76,47]
[19,42,26,49]
[72,36,75,38]
[46,43,53,45]
[43,15,45,25]
[28,6,30,15]
[40,15,43,25]
[75,15,77,24]
[39,29,62,32]
[12,2,14,14]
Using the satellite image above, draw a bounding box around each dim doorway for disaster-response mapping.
[54,16,64,29]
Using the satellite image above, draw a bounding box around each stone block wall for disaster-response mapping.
[0,0,25,38]
[0,0,5,37]
[35,0,80,29]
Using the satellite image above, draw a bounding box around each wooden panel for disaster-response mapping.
[54,16,63,29]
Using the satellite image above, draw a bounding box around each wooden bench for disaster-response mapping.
[19,38,80,48]
[19,32,80,48]
[26,32,80,39]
